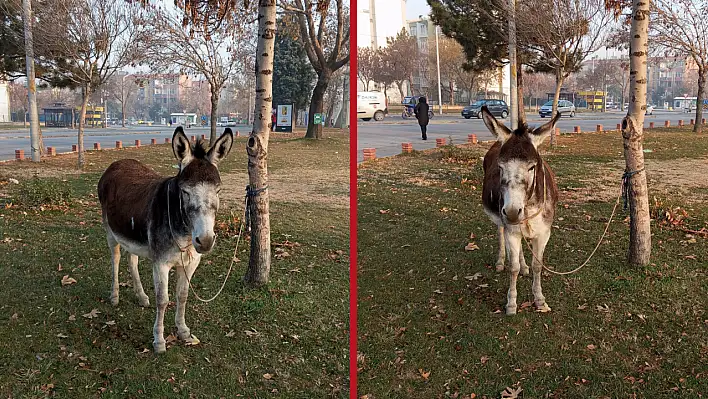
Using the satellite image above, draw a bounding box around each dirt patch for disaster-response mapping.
[220,167,348,210]
[561,157,708,204]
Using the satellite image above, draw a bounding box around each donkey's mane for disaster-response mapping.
[512,123,530,137]
[192,139,209,159]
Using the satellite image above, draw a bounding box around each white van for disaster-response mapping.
[357,91,387,121]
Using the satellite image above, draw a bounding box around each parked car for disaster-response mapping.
[461,99,509,119]
[539,100,576,118]
[357,91,387,121]
[646,104,655,115]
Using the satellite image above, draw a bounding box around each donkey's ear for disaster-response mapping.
[530,111,561,148]
[172,126,193,166]
[207,128,234,165]
[481,106,512,143]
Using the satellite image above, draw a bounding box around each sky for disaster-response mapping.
[405,0,431,20]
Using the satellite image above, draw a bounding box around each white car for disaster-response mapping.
[357,91,387,121]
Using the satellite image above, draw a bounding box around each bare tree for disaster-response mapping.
[378,30,416,100]
[147,7,251,143]
[652,0,708,133]
[243,0,276,286]
[286,0,349,139]
[106,73,138,127]
[357,46,378,91]
[523,71,556,109]
[36,0,149,167]
[519,0,613,117]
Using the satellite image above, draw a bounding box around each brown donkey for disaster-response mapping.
[98,127,233,352]
[480,106,560,315]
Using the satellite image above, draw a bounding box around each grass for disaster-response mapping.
[0,129,350,398]
[357,127,708,398]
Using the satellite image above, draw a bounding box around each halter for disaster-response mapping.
[167,179,194,257]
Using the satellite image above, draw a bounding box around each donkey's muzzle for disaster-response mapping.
[194,234,215,253]
[502,206,523,223]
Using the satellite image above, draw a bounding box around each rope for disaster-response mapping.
[167,180,246,303]
[622,168,645,211]
[244,185,267,233]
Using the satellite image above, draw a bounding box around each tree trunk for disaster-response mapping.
[396,82,404,100]
[693,67,705,134]
[621,0,651,266]
[552,71,564,117]
[78,87,90,168]
[516,60,526,125]
[305,72,330,139]
[210,88,219,143]
[449,81,455,106]
[22,0,40,161]
[244,0,275,287]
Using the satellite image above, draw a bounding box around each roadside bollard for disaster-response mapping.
[401,143,413,153]
[165,138,171,143]
[93,143,101,150]
[649,122,655,129]
[15,149,24,160]
[47,147,56,156]
[616,123,621,131]
[436,138,446,147]
[201,134,206,140]
[135,140,141,148]
[467,134,478,144]
[363,148,376,161]
[116,141,122,149]
[191,135,196,142]
[235,131,240,137]
[151,138,157,145]
[596,124,603,132]
[573,126,581,133]
[678,120,684,127]
[691,119,695,125]
[703,118,706,124]
[72,144,78,152]
[664,120,670,127]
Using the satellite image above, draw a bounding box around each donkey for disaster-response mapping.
[97,127,233,353]
[480,106,560,315]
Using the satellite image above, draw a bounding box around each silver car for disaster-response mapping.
[539,100,576,118]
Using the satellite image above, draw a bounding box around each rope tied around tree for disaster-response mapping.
[622,168,645,211]
[244,185,268,232]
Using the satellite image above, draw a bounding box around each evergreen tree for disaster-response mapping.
[273,27,315,120]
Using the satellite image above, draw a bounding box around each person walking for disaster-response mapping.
[414,96,430,140]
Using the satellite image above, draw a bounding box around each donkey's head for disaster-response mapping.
[171,127,234,253]
[481,106,559,223]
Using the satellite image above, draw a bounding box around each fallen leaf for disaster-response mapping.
[263,373,273,380]
[105,320,116,326]
[57,264,63,271]
[464,243,479,251]
[57,333,68,338]
[379,209,390,214]
[225,331,236,337]
[419,369,431,380]
[577,303,588,310]
[68,314,76,321]
[465,273,482,281]
[587,344,596,350]
[480,356,489,364]
[82,309,100,319]
[433,289,443,294]
[520,301,532,310]
[501,386,522,398]
[61,275,77,286]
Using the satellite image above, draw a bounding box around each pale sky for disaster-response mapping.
[405,0,431,20]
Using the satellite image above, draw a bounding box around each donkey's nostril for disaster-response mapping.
[195,237,201,245]
[502,209,506,215]
[518,208,523,215]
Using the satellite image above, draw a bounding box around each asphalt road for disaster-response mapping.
[0,124,251,161]
[357,109,696,162]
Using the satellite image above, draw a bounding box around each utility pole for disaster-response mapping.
[435,25,443,115]
[22,0,40,161]
[341,66,349,128]
[508,0,518,130]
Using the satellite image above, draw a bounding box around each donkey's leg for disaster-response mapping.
[504,231,523,315]
[519,242,529,276]
[152,263,170,353]
[495,225,505,272]
[174,257,200,345]
[128,254,150,307]
[107,234,121,306]
[531,228,552,312]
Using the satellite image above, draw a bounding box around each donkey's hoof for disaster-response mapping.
[495,262,505,272]
[153,341,166,354]
[535,303,552,313]
[110,295,119,306]
[138,295,150,307]
[506,305,517,315]
[182,334,200,346]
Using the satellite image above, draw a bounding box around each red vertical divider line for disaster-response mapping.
[349,6,358,398]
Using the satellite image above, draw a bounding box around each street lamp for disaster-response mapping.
[435,24,442,115]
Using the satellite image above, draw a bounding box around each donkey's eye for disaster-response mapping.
[528,166,535,172]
